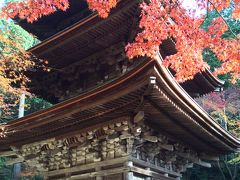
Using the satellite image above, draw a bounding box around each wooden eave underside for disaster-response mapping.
[0,59,239,154]
[160,39,224,96]
[26,0,223,98]
[28,0,138,69]
[15,0,92,41]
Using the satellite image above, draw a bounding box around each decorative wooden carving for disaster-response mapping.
[32,43,145,103]
[3,116,213,178]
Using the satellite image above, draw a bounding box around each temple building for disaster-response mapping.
[0,0,239,179]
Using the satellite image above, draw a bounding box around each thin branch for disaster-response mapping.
[34,65,63,72]
[233,163,237,180]
[217,160,227,180]
[224,160,233,180]
[208,0,239,40]
[206,0,210,18]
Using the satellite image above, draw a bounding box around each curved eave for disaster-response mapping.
[179,69,224,98]
[204,68,225,87]
[161,39,224,96]
[153,55,239,152]
[0,59,239,154]
[28,12,99,54]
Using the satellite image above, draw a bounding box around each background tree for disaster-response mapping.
[186,86,240,180]
[0,17,38,118]
[0,1,50,178]
[0,0,48,120]
[195,87,240,135]
[201,3,240,86]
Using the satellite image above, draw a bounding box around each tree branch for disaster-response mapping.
[208,0,239,40]
[217,160,226,180]
[206,0,210,18]
[223,160,233,180]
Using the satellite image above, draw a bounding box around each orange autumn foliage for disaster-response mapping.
[0,30,35,112]
[1,0,116,21]
[87,0,117,18]
[126,0,240,82]
[1,0,69,23]
[1,0,240,83]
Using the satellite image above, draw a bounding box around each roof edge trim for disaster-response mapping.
[154,54,240,150]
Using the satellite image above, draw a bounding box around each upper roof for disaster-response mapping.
[0,58,239,154]
[15,0,92,41]
[15,0,224,102]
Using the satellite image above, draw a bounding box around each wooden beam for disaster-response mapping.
[176,152,199,162]
[133,111,144,123]
[22,138,55,149]
[124,161,133,180]
[200,154,219,161]
[5,157,24,166]
[196,160,211,168]
[0,151,17,157]
[46,156,129,177]
[186,163,193,168]
[130,157,181,177]
[143,135,158,143]
[67,167,129,180]
[130,166,176,180]
[95,167,103,180]
[159,144,174,151]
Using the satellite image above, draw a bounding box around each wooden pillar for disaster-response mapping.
[124,161,133,180]
[43,176,49,180]
[96,167,103,180]
[145,168,151,180]
[164,173,169,177]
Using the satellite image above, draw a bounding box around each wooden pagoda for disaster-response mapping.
[0,0,239,179]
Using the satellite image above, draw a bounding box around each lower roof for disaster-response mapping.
[0,57,239,154]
